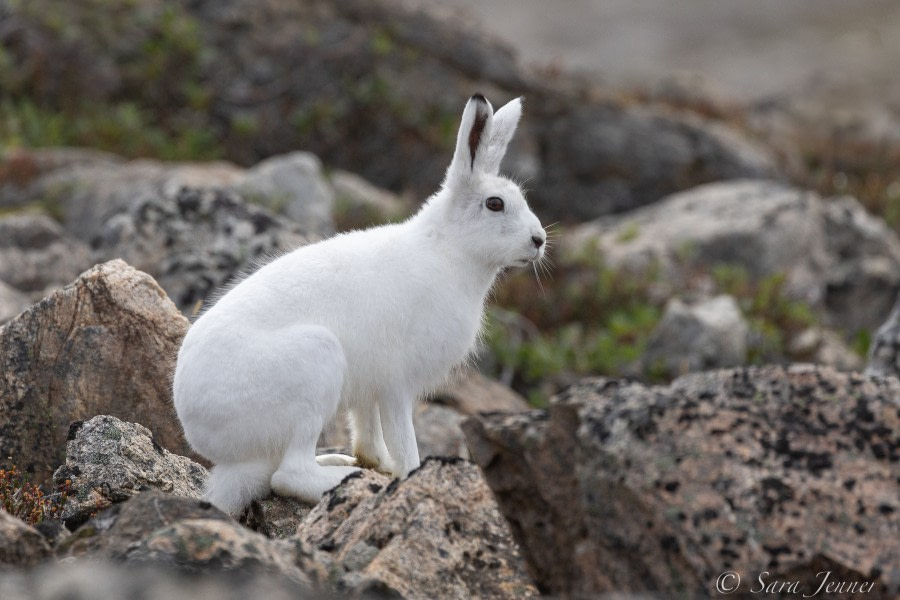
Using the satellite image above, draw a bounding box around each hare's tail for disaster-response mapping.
[205,461,273,515]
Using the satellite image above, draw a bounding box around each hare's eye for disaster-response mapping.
[485,196,504,212]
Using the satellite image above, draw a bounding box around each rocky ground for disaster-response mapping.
[1,0,899,598]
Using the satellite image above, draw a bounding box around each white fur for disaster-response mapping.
[173,94,545,514]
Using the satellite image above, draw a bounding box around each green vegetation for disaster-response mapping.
[485,242,825,405]
[0,99,220,161]
[0,1,219,161]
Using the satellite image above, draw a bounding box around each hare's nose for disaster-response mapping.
[531,235,545,249]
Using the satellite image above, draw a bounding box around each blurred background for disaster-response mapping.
[444,0,900,108]
[3,0,900,405]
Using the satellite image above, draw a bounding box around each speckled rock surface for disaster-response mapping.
[0,510,52,568]
[298,459,538,599]
[53,416,208,529]
[55,491,324,588]
[0,562,331,600]
[90,186,311,313]
[463,365,900,598]
[0,260,192,483]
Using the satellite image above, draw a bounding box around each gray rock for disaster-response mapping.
[414,404,469,460]
[0,260,192,483]
[643,295,748,377]
[330,169,409,229]
[789,327,864,372]
[823,196,900,334]
[0,280,30,325]
[53,416,208,529]
[463,366,900,598]
[298,459,537,599]
[234,152,335,234]
[865,293,900,378]
[0,510,52,568]
[565,179,900,333]
[0,213,92,295]
[0,561,324,600]
[565,179,830,306]
[430,368,531,415]
[535,103,780,220]
[56,491,324,589]
[90,186,312,313]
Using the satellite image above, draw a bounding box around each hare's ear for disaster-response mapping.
[446,93,494,186]
[478,97,522,176]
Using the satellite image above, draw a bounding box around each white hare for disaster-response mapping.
[173,94,545,514]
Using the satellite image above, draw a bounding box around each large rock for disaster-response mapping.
[866,292,900,378]
[0,260,191,482]
[53,415,208,529]
[566,180,900,332]
[0,213,92,295]
[235,152,335,235]
[823,196,900,334]
[56,491,324,589]
[299,459,538,599]
[91,187,311,312]
[0,280,30,325]
[642,294,749,378]
[0,510,52,568]
[463,366,900,598]
[535,102,779,220]
[0,561,318,600]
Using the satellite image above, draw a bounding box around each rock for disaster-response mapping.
[299,460,537,599]
[0,510,52,567]
[463,366,900,598]
[866,293,900,378]
[535,103,779,220]
[642,295,749,377]
[0,280,30,325]
[823,196,900,334]
[234,152,335,234]
[56,491,323,588]
[414,404,469,460]
[0,561,318,600]
[0,213,92,295]
[431,368,531,415]
[566,180,900,332]
[318,370,526,459]
[790,327,864,372]
[565,180,830,306]
[241,496,314,540]
[330,169,409,229]
[0,260,191,483]
[90,186,312,313]
[53,415,208,529]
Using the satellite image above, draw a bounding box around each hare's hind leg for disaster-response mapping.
[269,325,359,502]
[206,460,275,515]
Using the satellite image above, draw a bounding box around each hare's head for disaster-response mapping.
[436,94,545,270]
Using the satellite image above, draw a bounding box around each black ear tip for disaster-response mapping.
[471,93,487,104]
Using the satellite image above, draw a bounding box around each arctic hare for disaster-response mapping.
[173,94,545,514]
